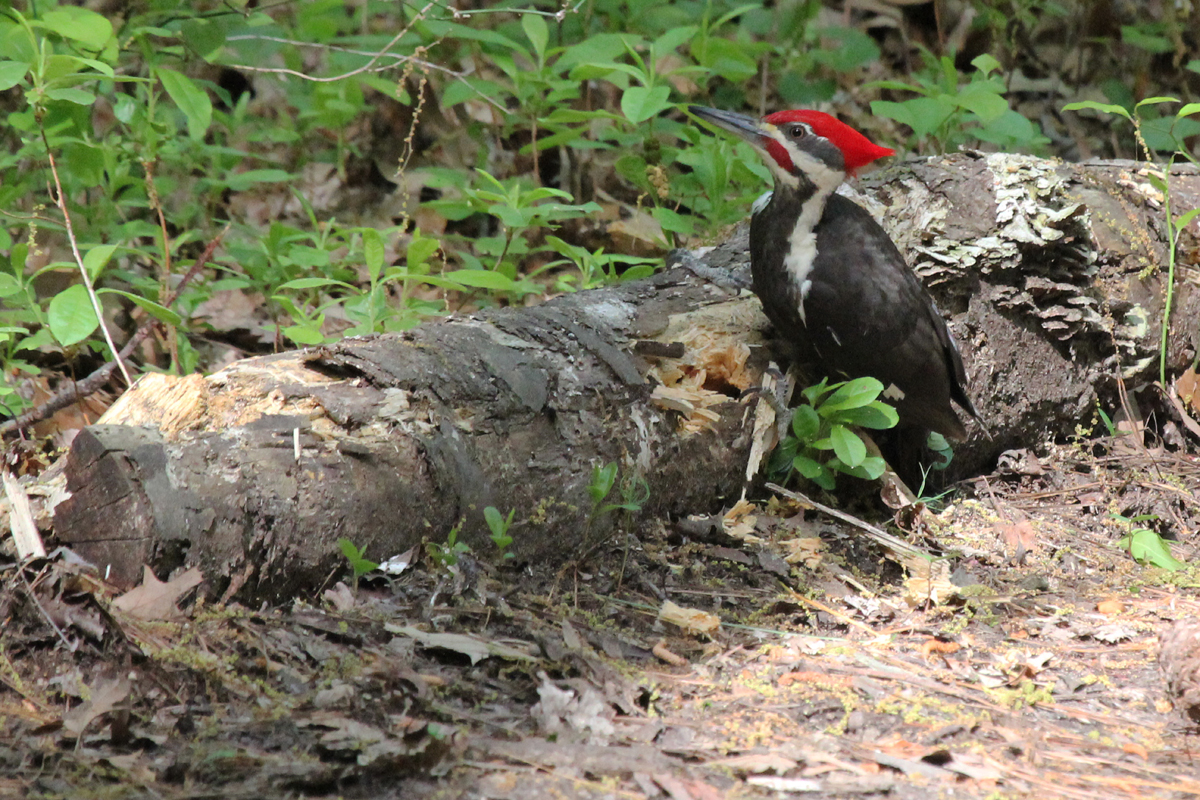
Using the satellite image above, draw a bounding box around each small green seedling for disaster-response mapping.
[426,523,471,570]
[772,376,900,490]
[484,506,516,559]
[337,538,379,586]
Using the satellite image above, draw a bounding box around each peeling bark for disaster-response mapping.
[52,155,1200,601]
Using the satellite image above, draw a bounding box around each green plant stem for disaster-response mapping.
[1159,158,1178,386]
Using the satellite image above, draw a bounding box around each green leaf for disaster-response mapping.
[0,273,22,298]
[651,25,697,58]
[157,67,212,141]
[971,53,1002,75]
[840,455,886,481]
[61,142,104,186]
[181,18,226,60]
[442,77,506,108]
[695,37,758,82]
[589,462,618,504]
[338,537,362,561]
[812,27,880,73]
[819,377,884,413]
[1062,100,1132,120]
[490,204,534,228]
[98,289,183,326]
[338,537,379,578]
[282,323,327,346]
[873,96,955,137]
[793,454,821,479]
[45,87,95,105]
[829,424,866,468]
[47,284,99,346]
[833,402,899,430]
[1135,95,1181,109]
[0,61,29,91]
[791,405,820,440]
[955,82,1008,122]
[1121,529,1185,571]
[793,455,835,490]
[1120,25,1173,54]
[521,14,549,60]
[82,244,117,281]
[621,85,672,123]
[1177,103,1200,119]
[557,33,635,74]
[407,235,440,269]
[223,169,291,191]
[362,227,385,281]
[651,207,695,237]
[275,277,353,291]
[442,269,518,291]
[39,7,113,50]
[1176,208,1200,231]
[974,109,1038,147]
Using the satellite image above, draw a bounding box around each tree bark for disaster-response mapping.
[51,154,1200,601]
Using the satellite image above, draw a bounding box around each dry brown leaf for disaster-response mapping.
[1176,366,1200,409]
[607,210,667,255]
[62,674,131,738]
[999,520,1038,553]
[112,566,204,621]
[1096,598,1124,615]
[385,624,536,665]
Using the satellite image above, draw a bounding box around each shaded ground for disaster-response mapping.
[2,433,1199,799]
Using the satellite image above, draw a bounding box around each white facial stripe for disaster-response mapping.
[762,129,848,326]
[788,147,845,195]
[784,187,840,324]
[751,190,774,215]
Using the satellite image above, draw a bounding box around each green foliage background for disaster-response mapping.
[0,0,1197,424]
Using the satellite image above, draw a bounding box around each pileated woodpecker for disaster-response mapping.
[690,106,978,483]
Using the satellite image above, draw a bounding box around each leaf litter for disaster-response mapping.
[4,430,1200,799]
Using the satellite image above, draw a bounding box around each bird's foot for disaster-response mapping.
[741,365,794,442]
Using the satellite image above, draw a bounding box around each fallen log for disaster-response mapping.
[51,154,1200,601]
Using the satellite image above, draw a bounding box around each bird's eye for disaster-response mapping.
[789,125,807,139]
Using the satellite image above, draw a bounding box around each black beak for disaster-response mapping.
[689,106,766,144]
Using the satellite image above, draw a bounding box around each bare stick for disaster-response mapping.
[40,138,131,386]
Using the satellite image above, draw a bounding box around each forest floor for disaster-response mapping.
[3,431,1199,800]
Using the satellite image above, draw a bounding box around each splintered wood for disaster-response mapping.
[646,296,766,435]
[98,356,332,438]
